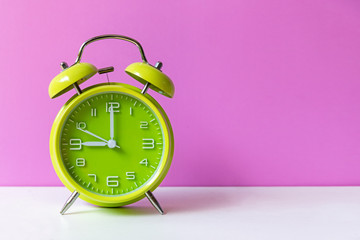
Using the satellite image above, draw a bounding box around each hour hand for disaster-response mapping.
[82,141,107,146]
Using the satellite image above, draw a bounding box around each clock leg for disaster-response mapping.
[60,191,80,215]
[145,191,164,215]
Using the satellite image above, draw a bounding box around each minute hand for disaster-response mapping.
[77,128,108,143]
[110,105,114,140]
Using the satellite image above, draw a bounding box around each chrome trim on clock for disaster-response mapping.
[60,191,79,215]
[145,190,164,215]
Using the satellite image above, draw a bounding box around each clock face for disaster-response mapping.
[59,91,164,196]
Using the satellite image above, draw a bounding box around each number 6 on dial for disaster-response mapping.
[107,176,119,187]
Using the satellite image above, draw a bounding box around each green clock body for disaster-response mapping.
[50,83,174,207]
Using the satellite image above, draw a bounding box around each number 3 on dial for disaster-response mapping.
[142,138,154,149]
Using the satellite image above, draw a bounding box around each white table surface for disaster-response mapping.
[0,187,359,240]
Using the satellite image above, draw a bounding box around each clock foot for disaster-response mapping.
[60,191,80,215]
[145,190,164,215]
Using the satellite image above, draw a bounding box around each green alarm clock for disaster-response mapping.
[49,35,174,215]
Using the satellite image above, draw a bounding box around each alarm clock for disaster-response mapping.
[49,35,174,215]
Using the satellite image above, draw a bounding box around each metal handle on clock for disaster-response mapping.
[75,34,148,64]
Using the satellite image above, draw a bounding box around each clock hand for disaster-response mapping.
[77,128,120,149]
[110,105,114,140]
[82,141,107,146]
[77,128,108,142]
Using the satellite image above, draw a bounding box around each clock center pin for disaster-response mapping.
[107,140,117,149]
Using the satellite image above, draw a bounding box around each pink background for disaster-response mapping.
[0,0,359,186]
